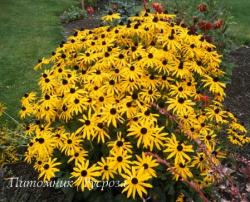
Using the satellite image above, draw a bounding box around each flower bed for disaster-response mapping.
[20,10,249,201]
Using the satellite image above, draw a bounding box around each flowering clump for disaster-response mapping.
[0,103,24,166]
[20,11,249,200]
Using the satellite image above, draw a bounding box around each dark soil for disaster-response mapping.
[63,15,102,37]
[225,45,250,129]
[0,163,67,202]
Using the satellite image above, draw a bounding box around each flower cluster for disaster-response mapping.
[0,103,25,166]
[20,11,249,199]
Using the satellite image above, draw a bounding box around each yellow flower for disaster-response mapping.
[176,193,185,202]
[202,75,225,97]
[76,109,100,140]
[100,104,125,128]
[167,97,195,116]
[67,148,88,164]
[38,158,61,181]
[29,130,56,159]
[61,133,82,156]
[133,153,159,177]
[128,120,166,150]
[200,130,217,148]
[205,104,227,123]
[21,92,37,105]
[206,145,226,165]
[191,153,207,171]
[170,162,193,181]
[108,132,133,154]
[164,134,194,165]
[108,149,132,174]
[101,12,121,22]
[97,157,117,181]
[169,82,191,99]
[71,160,100,191]
[121,167,152,199]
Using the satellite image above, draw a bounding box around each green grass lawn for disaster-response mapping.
[0,0,77,125]
[224,0,250,44]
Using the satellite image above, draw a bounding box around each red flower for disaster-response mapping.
[152,2,163,13]
[198,21,213,31]
[213,19,223,29]
[197,3,208,12]
[86,6,94,15]
[194,94,210,106]
[205,22,213,30]
[198,20,206,29]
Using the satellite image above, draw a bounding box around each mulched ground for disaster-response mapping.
[225,45,250,128]
[0,163,66,202]
[1,18,250,202]
[63,15,102,37]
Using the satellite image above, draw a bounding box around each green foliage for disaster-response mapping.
[84,0,98,7]
[0,125,27,166]
[103,0,142,23]
[60,5,87,23]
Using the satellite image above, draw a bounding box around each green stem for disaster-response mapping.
[3,111,20,125]
[81,0,85,10]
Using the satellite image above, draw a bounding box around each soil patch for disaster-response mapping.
[225,45,250,129]
[0,163,67,202]
[63,15,102,37]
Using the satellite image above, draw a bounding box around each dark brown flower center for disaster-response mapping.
[74,99,80,104]
[109,80,115,85]
[179,163,185,168]
[44,164,49,170]
[214,108,220,114]
[148,53,153,58]
[81,170,87,177]
[85,120,91,125]
[177,144,183,151]
[143,163,149,169]
[178,98,185,104]
[38,138,45,144]
[110,108,116,115]
[140,127,147,134]
[116,141,123,147]
[117,156,123,162]
[99,96,104,102]
[131,178,138,184]
[178,87,183,92]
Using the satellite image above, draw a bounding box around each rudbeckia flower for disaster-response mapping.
[71,160,100,191]
[101,12,121,22]
[164,134,194,165]
[38,158,61,181]
[121,167,152,199]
